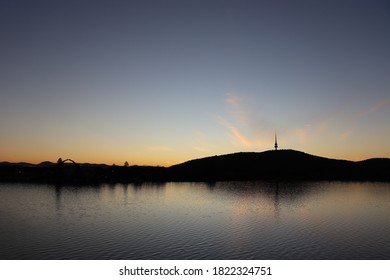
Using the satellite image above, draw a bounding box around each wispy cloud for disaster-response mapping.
[225,93,249,125]
[215,93,276,149]
[287,118,332,147]
[336,97,390,141]
[359,97,390,117]
[217,116,252,147]
[288,97,390,146]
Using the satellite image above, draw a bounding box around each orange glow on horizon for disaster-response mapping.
[2,145,389,167]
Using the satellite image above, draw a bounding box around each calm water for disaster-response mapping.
[0,181,389,259]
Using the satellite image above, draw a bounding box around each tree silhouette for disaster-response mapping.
[57,158,64,168]
[124,161,129,167]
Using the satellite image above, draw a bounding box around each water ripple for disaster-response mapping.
[1,181,390,259]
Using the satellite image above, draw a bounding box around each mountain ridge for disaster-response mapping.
[167,149,389,181]
[1,149,389,183]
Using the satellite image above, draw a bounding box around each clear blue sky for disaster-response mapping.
[1,0,389,165]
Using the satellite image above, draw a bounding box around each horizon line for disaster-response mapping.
[1,149,389,167]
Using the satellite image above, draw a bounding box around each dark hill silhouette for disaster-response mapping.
[1,150,389,183]
[168,150,390,181]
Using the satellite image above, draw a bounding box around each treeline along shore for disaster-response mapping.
[1,150,390,184]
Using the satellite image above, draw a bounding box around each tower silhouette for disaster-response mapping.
[274,133,278,150]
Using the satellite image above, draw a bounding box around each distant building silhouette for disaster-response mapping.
[57,158,77,166]
[274,133,278,150]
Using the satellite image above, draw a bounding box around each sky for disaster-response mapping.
[1,0,389,166]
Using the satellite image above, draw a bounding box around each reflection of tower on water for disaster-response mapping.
[273,182,280,219]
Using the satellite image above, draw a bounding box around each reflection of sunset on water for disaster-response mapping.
[1,181,390,259]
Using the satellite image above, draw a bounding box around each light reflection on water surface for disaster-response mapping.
[0,181,389,259]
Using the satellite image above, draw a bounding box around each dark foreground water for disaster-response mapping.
[0,181,389,259]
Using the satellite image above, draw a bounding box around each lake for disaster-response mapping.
[0,181,389,259]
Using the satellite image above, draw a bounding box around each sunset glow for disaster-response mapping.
[1,0,389,166]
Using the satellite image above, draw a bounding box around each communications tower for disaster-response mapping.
[274,133,278,150]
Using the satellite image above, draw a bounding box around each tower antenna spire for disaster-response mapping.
[274,132,278,151]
